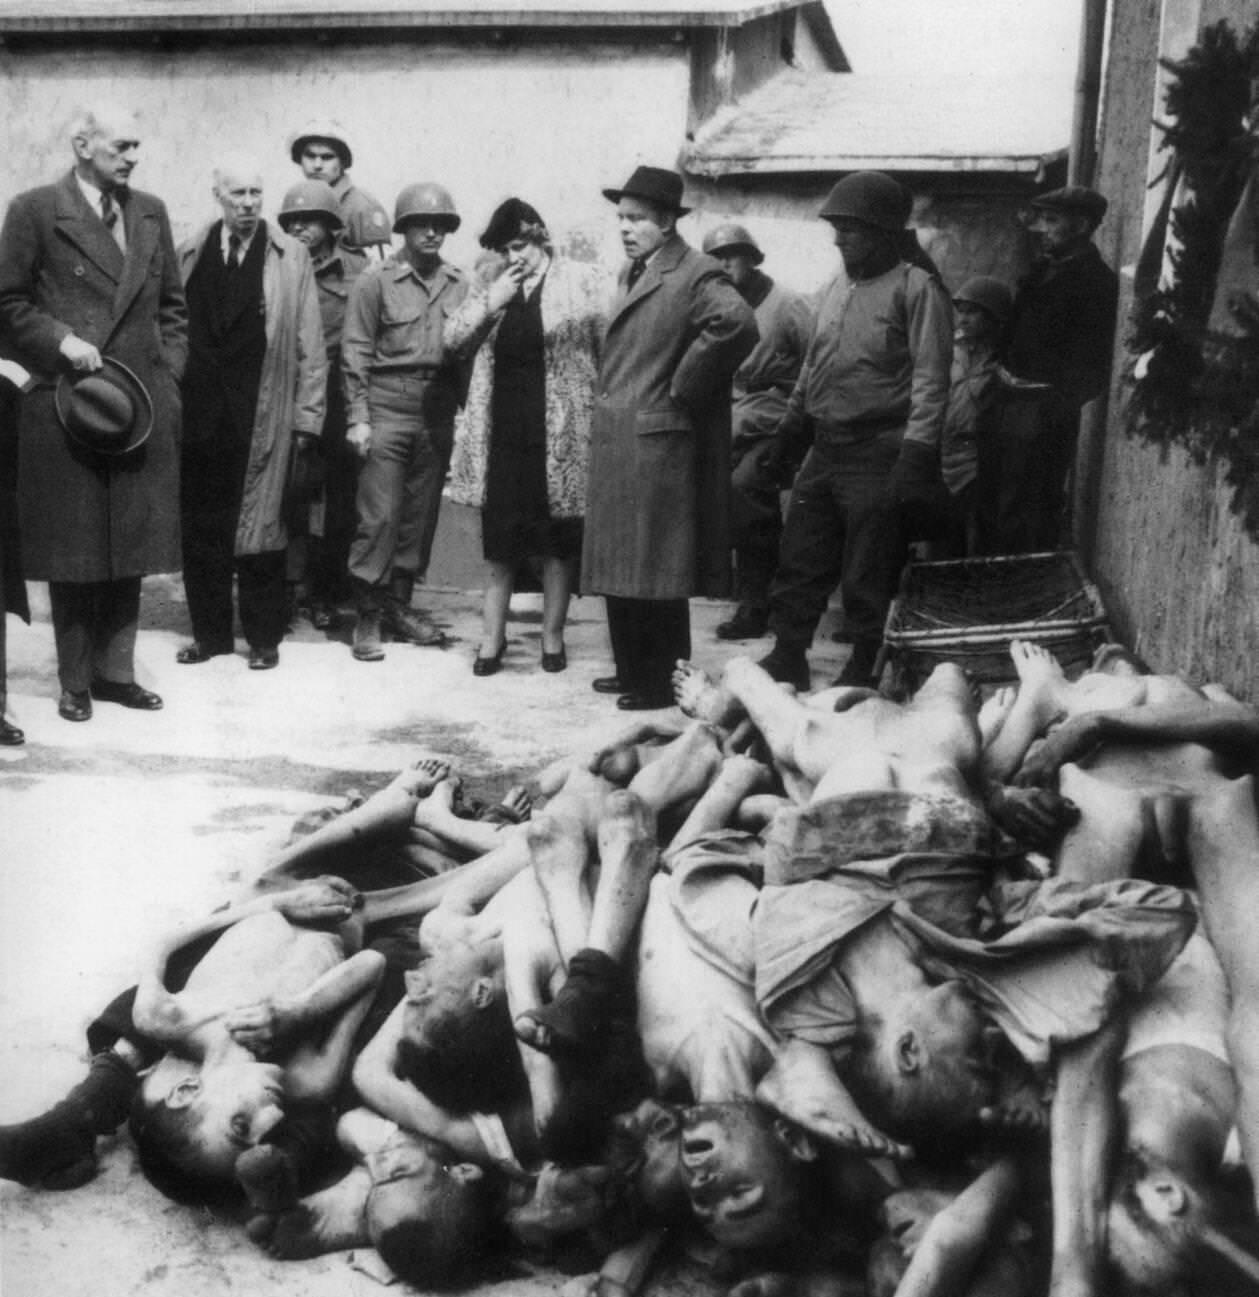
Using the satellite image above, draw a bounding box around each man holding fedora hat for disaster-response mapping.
[0,103,186,723]
[583,165,757,711]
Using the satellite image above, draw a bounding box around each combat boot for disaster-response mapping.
[383,570,446,648]
[352,581,385,662]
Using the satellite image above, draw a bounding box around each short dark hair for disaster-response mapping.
[370,1170,493,1289]
[479,197,551,253]
[128,1090,238,1206]
[394,998,526,1115]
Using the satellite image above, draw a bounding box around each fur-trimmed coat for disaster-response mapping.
[445,253,606,520]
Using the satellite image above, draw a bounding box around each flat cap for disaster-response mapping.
[1029,185,1108,228]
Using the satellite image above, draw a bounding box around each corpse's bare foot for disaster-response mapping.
[672,660,740,727]
[756,1042,912,1160]
[411,774,462,829]
[246,1170,371,1259]
[980,1081,1050,1139]
[978,685,1018,747]
[394,756,451,797]
[1009,640,1069,714]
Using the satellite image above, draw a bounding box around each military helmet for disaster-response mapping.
[289,119,353,169]
[276,179,344,231]
[702,222,764,265]
[819,172,909,233]
[393,182,461,234]
[952,275,1013,324]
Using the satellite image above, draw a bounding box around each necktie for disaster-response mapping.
[100,193,124,251]
[626,258,646,291]
[226,235,242,272]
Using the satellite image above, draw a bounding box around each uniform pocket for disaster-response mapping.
[636,404,693,435]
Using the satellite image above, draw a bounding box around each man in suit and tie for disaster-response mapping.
[582,166,757,711]
[175,157,326,671]
[0,104,187,722]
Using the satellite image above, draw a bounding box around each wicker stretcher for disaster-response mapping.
[881,551,1112,695]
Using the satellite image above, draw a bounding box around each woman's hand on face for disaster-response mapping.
[487,260,527,311]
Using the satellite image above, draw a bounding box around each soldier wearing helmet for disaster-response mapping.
[939,275,1013,556]
[991,184,1118,552]
[340,181,469,661]
[288,119,391,256]
[276,179,370,628]
[701,223,814,642]
[756,171,953,692]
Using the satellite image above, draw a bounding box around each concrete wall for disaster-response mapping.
[0,33,691,265]
[1085,0,1259,698]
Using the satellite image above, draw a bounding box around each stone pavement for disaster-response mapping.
[0,575,853,1297]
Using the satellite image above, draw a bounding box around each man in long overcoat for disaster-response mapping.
[582,166,758,710]
[0,104,186,723]
[175,157,326,671]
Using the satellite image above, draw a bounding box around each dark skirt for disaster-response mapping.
[481,282,582,563]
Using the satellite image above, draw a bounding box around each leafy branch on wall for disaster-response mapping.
[1128,19,1259,538]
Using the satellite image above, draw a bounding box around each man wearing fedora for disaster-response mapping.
[0,103,186,723]
[583,166,757,711]
[994,185,1119,553]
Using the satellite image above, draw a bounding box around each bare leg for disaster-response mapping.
[1047,1021,1124,1297]
[756,1038,911,1160]
[479,561,513,657]
[1188,774,1259,1213]
[665,754,771,863]
[412,776,508,858]
[626,719,725,816]
[981,640,1073,784]
[526,812,594,967]
[263,758,451,882]
[515,792,657,1055]
[978,685,1017,748]
[540,556,574,656]
[1054,764,1144,885]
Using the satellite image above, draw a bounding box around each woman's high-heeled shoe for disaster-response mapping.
[473,643,506,677]
[541,644,567,673]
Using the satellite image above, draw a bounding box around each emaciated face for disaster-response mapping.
[300,142,344,185]
[617,197,670,261]
[365,1132,483,1241]
[158,1058,286,1181]
[679,1103,805,1250]
[216,167,264,240]
[609,1099,686,1218]
[75,114,141,193]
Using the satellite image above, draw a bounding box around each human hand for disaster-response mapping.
[347,422,372,459]
[1014,717,1102,786]
[887,439,941,506]
[487,260,527,311]
[273,876,361,925]
[226,997,305,1056]
[988,784,1079,849]
[59,334,103,373]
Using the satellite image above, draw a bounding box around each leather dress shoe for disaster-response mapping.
[176,641,232,665]
[757,646,811,693]
[248,646,280,671]
[0,717,25,745]
[616,690,674,711]
[90,679,163,710]
[58,689,92,722]
[541,646,567,673]
[715,609,768,641]
[591,676,625,694]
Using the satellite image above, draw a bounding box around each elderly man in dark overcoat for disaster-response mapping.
[0,104,186,723]
[582,166,758,711]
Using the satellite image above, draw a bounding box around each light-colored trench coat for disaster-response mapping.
[177,222,326,555]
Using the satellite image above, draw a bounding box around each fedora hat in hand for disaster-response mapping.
[55,357,153,456]
[602,166,691,216]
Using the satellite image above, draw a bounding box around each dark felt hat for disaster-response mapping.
[479,197,548,251]
[602,166,691,216]
[55,357,153,456]
[1029,185,1109,229]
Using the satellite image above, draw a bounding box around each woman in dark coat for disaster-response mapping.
[445,199,605,675]
[0,377,29,744]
